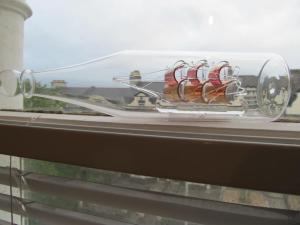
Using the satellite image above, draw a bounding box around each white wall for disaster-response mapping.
[0,0,32,109]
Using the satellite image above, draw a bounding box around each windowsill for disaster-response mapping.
[0,110,300,195]
[0,110,299,146]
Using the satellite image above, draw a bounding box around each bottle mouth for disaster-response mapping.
[257,56,291,121]
[20,69,35,98]
[0,69,35,98]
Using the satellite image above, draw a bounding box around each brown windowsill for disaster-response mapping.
[0,111,299,195]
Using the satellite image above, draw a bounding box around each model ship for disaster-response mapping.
[163,60,243,105]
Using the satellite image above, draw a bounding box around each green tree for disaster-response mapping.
[24,83,66,113]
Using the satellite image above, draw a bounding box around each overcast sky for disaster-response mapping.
[24,0,300,70]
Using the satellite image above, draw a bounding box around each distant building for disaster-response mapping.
[129,70,142,86]
[51,80,67,88]
[126,92,156,110]
[286,69,300,115]
[59,81,161,111]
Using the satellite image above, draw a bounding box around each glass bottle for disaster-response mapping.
[0,50,291,121]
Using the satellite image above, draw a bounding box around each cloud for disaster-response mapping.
[24,0,300,69]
